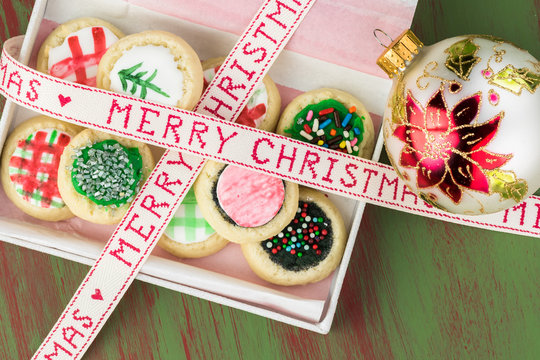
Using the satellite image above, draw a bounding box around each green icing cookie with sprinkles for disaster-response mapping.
[277,88,375,159]
[71,139,142,206]
[58,129,154,224]
[241,187,347,286]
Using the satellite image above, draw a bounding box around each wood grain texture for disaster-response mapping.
[0,0,539,358]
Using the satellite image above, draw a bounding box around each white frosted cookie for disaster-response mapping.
[194,161,299,244]
[241,187,346,286]
[57,129,154,224]
[202,57,281,131]
[276,88,375,158]
[0,116,81,221]
[158,188,229,258]
[37,17,125,86]
[97,30,203,110]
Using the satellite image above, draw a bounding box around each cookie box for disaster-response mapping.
[0,0,416,333]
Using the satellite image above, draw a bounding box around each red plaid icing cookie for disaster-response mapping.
[202,57,281,131]
[1,116,81,221]
[37,17,125,86]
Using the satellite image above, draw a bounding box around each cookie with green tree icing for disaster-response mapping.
[276,88,375,158]
[97,30,203,110]
[57,129,154,224]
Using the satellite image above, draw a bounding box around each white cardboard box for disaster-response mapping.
[0,0,414,333]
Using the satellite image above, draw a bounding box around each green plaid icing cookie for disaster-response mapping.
[159,188,229,258]
[164,189,214,244]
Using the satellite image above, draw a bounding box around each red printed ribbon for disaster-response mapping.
[23,0,319,359]
[3,36,540,239]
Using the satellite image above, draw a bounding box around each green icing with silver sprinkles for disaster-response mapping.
[71,139,143,206]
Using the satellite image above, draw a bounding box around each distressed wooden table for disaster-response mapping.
[0,0,538,358]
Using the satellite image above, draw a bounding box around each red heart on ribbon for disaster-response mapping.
[58,94,71,107]
[91,288,103,301]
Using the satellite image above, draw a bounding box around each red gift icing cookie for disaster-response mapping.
[202,57,281,132]
[37,17,125,86]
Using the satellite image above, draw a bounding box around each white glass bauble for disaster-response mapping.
[382,34,540,215]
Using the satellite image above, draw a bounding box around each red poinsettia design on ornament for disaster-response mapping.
[394,89,510,203]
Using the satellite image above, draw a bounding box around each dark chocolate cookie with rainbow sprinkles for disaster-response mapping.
[194,161,299,244]
[57,129,154,224]
[241,187,346,286]
[276,88,375,158]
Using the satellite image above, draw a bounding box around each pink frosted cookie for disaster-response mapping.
[37,17,125,86]
[202,57,281,131]
[0,116,81,221]
[194,161,299,243]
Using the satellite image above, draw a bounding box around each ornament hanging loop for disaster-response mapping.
[373,29,394,48]
[375,29,423,78]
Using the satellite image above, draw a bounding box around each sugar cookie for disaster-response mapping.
[57,129,154,224]
[241,187,346,286]
[158,189,229,258]
[202,57,281,131]
[97,30,203,110]
[1,116,81,221]
[37,17,125,86]
[276,88,375,158]
[194,161,299,243]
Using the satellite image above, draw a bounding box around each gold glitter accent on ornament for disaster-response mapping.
[486,169,528,203]
[418,192,448,211]
[391,72,407,124]
[489,65,540,95]
[416,61,463,93]
[488,89,500,106]
[444,38,481,81]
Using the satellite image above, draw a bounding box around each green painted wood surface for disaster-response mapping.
[0,0,538,358]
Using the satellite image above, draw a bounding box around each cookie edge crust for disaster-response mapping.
[57,128,155,224]
[158,232,229,258]
[194,160,299,244]
[97,30,203,110]
[276,87,375,159]
[202,57,281,132]
[241,187,347,286]
[0,116,82,221]
[37,17,126,75]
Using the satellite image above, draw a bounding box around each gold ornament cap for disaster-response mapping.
[376,29,423,78]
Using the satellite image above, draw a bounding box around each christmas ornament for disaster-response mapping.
[377,30,540,215]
